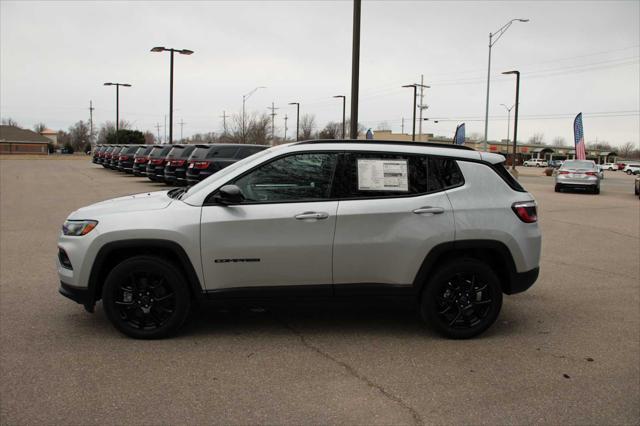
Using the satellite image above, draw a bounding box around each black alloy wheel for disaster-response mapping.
[421,259,502,339]
[102,256,191,339]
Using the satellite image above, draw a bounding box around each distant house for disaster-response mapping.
[40,128,58,145]
[0,126,50,155]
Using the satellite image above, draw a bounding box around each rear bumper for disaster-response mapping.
[505,267,539,295]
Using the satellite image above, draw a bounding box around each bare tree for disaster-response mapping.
[318,122,341,139]
[376,121,391,131]
[619,141,638,159]
[33,123,47,133]
[1,117,19,127]
[552,136,566,147]
[143,131,156,145]
[299,114,316,140]
[69,121,91,151]
[528,133,544,145]
[188,132,217,144]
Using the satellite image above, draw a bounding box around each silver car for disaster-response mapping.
[58,141,542,339]
[555,160,601,194]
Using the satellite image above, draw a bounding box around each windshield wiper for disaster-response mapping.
[167,187,187,200]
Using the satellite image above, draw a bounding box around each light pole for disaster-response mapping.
[103,82,131,145]
[151,46,194,144]
[502,71,520,171]
[500,103,514,145]
[350,0,361,139]
[482,18,529,150]
[242,86,266,143]
[288,102,300,141]
[402,84,417,141]
[333,95,346,139]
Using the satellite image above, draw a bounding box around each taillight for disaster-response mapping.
[134,157,147,163]
[585,171,597,176]
[119,155,129,161]
[512,201,537,223]
[171,160,186,167]
[150,159,164,165]
[192,161,209,169]
[558,171,570,175]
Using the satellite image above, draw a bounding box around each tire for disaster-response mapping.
[627,170,632,175]
[593,185,600,194]
[555,184,561,193]
[102,256,191,339]
[420,258,503,339]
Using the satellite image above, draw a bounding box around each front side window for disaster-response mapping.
[232,152,337,203]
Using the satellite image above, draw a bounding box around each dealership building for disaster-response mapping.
[0,126,50,155]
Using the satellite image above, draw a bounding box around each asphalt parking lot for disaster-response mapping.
[1,157,638,425]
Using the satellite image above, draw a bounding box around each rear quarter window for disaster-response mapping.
[237,146,266,159]
[207,146,239,159]
[166,147,185,159]
[189,146,211,160]
[491,163,526,192]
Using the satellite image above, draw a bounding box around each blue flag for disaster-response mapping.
[573,113,586,160]
[453,123,465,145]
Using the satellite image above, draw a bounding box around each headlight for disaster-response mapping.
[62,220,98,236]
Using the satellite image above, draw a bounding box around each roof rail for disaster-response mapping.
[294,139,475,151]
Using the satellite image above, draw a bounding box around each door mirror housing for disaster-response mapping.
[213,185,245,205]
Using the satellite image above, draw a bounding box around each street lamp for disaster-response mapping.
[242,86,266,143]
[500,103,515,144]
[482,18,529,150]
[333,95,346,139]
[502,71,520,171]
[402,84,417,141]
[288,102,300,141]
[150,46,194,144]
[103,82,131,145]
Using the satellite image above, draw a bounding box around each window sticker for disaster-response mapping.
[357,159,408,191]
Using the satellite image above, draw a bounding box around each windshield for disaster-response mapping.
[166,146,186,159]
[562,160,595,170]
[184,145,284,198]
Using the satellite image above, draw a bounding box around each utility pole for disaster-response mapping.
[284,114,288,141]
[163,115,167,144]
[178,118,186,141]
[88,100,94,146]
[417,75,430,142]
[267,102,279,144]
[220,110,229,134]
[401,117,405,134]
[155,123,162,143]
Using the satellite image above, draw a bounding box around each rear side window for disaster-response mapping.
[427,157,464,192]
[189,146,211,160]
[149,146,172,158]
[493,163,526,192]
[180,146,196,158]
[207,146,239,159]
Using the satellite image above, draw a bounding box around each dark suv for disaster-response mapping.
[146,145,173,182]
[108,146,125,169]
[117,145,142,173]
[163,144,197,186]
[132,146,154,176]
[92,145,104,164]
[186,144,267,184]
[100,146,115,167]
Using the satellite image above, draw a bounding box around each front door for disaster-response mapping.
[200,152,339,294]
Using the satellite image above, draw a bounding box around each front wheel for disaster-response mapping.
[420,259,503,339]
[627,170,633,175]
[102,256,191,339]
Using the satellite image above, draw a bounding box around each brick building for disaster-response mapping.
[0,126,50,155]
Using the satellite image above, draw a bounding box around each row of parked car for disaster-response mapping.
[92,143,268,185]
[525,158,640,174]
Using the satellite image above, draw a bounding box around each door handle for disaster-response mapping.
[295,211,329,220]
[413,206,444,215]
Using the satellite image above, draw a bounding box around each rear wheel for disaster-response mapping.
[102,256,191,339]
[420,259,503,339]
[554,184,561,192]
[593,185,600,194]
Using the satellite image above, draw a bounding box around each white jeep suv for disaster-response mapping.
[58,141,541,339]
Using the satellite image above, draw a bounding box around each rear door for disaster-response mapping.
[332,152,458,292]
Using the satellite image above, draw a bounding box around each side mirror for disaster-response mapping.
[213,185,245,205]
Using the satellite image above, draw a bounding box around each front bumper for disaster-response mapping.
[59,282,94,313]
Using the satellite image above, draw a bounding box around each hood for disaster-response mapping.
[68,191,173,219]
